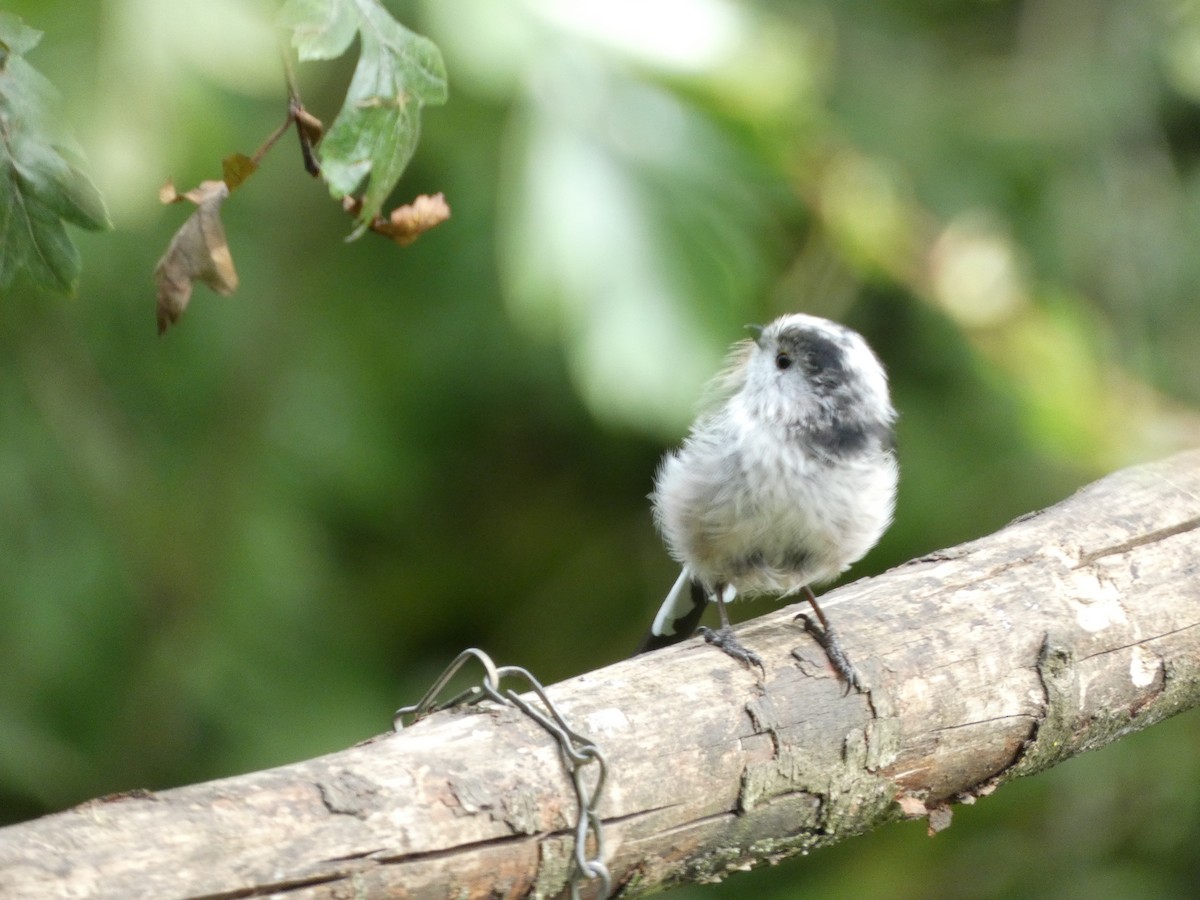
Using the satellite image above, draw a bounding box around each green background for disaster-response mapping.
[3,1,1200,897]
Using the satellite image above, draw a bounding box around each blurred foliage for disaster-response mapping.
[0,12,110,293]
[2,0,1200,897]
[280,0,449,229]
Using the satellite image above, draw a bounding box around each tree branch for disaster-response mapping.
[3,450,1199,898]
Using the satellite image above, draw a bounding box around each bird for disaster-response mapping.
[637,313,898,690]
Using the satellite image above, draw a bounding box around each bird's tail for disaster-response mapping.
[634,569,710,655]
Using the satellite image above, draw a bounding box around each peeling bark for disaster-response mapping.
[1,451,1199,899]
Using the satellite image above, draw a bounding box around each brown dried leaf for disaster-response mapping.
[221,153,258,191]
[293,104,324,146]
[341,192,451,246]
[293,104,324,177]
[386,192,451,246]
[154,180,237,335]
[160,181,222,206]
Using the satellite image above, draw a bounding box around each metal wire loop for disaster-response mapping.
[392,648,611,899]
[392,647,501,728]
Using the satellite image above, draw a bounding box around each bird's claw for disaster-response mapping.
[794,613,867,694]
[698,625,765,674]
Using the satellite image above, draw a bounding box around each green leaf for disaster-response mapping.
[0,12,111,295]
[279,0,359,61]
[281,0,448,232]
[0,12,42,60]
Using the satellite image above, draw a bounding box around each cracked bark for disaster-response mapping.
[2,450,1199,899]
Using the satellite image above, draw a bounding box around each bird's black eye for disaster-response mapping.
[775,353,792,370]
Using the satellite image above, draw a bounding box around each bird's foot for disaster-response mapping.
[698,625,765,674]
[794,613,867,694]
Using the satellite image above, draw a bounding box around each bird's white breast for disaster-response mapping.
[654,396,895,598]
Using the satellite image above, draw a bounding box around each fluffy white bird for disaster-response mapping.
[638,313,898,688]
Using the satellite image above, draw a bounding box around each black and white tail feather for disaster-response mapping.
[636,569,710,655]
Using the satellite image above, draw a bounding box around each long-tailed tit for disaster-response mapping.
[637,313,898,689]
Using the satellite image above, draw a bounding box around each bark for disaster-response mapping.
[2,450,1199,900]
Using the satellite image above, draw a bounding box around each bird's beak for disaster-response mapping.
[745,323,765,348]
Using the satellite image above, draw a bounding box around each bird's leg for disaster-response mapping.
[794,585,866,693]
[698,584,764,673]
